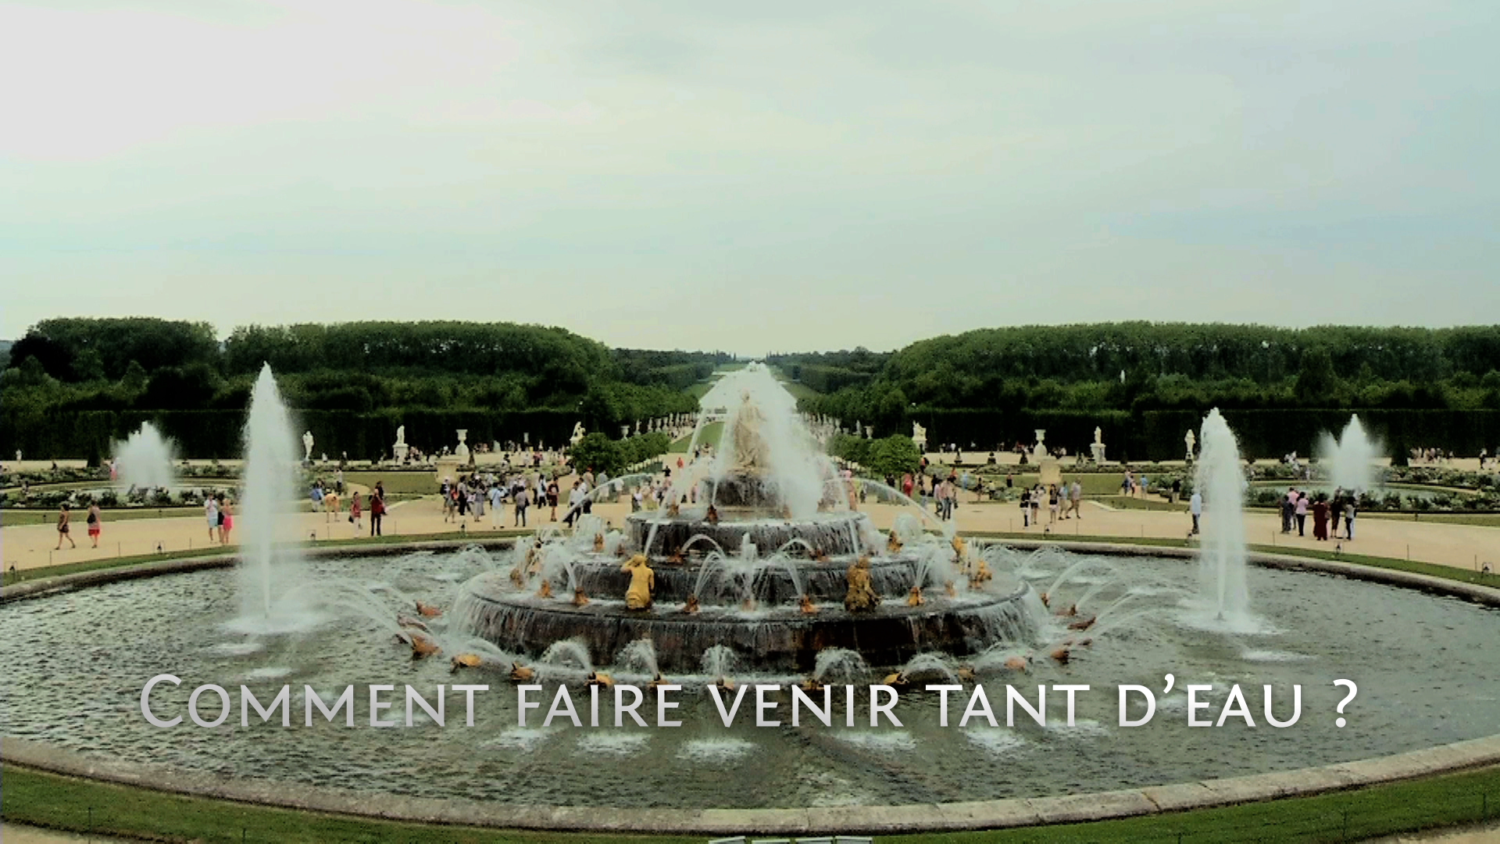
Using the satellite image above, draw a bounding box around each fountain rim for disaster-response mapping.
[4,537,1499,834]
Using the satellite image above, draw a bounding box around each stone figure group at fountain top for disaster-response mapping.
[729,391,770,473]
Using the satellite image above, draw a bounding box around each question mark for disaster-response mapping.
[1333,679,1358,728]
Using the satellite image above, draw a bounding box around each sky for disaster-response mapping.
[2,0,1497,355]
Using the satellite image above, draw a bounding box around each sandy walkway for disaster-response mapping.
[4,492,1497,576]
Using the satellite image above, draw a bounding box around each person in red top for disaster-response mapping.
[369,491,385,536]
[1312,497,1330,541]
[350,491,363,534]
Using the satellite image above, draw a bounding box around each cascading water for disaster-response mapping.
[232,364,312,632]
[1318,414,1382,494]
[1193,409,1251,627]
[113,422,176,490]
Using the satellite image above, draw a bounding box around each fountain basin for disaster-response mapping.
[454,579,1037,673]
[551,553,948,605]
[627,511,874,558]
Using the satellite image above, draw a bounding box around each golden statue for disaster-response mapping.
[799,594,819,614]
[668,547,685,564]
[587,671,614,687]
[705,505,719,525]
[536,579,553,599]
[621,554,655,610]
[682,594,701,614]
[844,554,878,612]
[450,653,482,671]
[886,533,903,553]
[945,581,958,598]
[906,585,925,606]
[971,558,993,587]
[408,631,440,659]
[509,566,526,588]
[801,677,824,692]
[572,587,590,607]
[509,662,536,682]
[415,600,443,618]
[813,548,829,563]
[593,533,605,553]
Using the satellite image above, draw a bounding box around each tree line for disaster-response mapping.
[1,318,728,459]
[772,323,1500,459]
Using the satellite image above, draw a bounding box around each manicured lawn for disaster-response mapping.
[341,471,441,496]
[3,506,206,526]
[668,421,723,453]
[7,763,1499,843]
[0,528,532,587]
[1363,512,1500,527]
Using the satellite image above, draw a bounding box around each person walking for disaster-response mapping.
[1295,492,1309,537]
[1020,487,1031,528]
[370,491,385,537]
[1343,499,1357,540]
[350,491,363,535]
[547,478,560,521]
[1330,488,1344,536]
[1069,480,1083,520]
[1030,485,1042,526]
[488,483,504,530]
[514,485,530,527]
[564,480,585,527]
[56,503,76,549]
[1189,489,1203,535]
[86,501,102,548]
[1047,483,1060,524]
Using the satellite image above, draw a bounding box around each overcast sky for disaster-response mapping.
[3,0,1496,354]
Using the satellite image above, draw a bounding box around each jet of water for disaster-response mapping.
[113,422,177,490]
[1194,409,1250,624]
[1317,414,1383,494]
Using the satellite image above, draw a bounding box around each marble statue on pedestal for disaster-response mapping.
[393,425,409,462]
[1185,429,1197,462]
[454,429,470,463]
[302,431,314,463]
[1090,426,1106,464]
[570,422,586,446]
[912,422,927,451]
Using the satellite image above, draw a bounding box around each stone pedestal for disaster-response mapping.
[435,456,463,483]
[393,443,409,463]
[1090,442,1106,464]
[1038,456,1064,488]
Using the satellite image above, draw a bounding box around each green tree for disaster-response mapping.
[1294,349,1339,405]
[865,435,921,478]
[569,432,624,476]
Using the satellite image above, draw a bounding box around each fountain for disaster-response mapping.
[1318,414,1383,494]
[231,364,313,632]
[1193,409,1251,628]
[113,421,176,490]
[454,365,1040,672]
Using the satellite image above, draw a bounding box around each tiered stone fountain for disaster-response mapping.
[455,371,1039,673]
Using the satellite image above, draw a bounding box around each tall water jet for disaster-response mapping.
[113,422,176,489]
[1194,409,1250,626]
[1317,414,1382,494]
[235,364,309,629]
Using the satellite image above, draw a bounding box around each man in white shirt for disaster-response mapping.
[488,484,503,530]
[565,480,587,527]
[1190,490,1203,535]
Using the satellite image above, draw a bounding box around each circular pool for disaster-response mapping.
[3,545,1497,810]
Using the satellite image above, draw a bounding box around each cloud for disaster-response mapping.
[0,0,1495,351]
